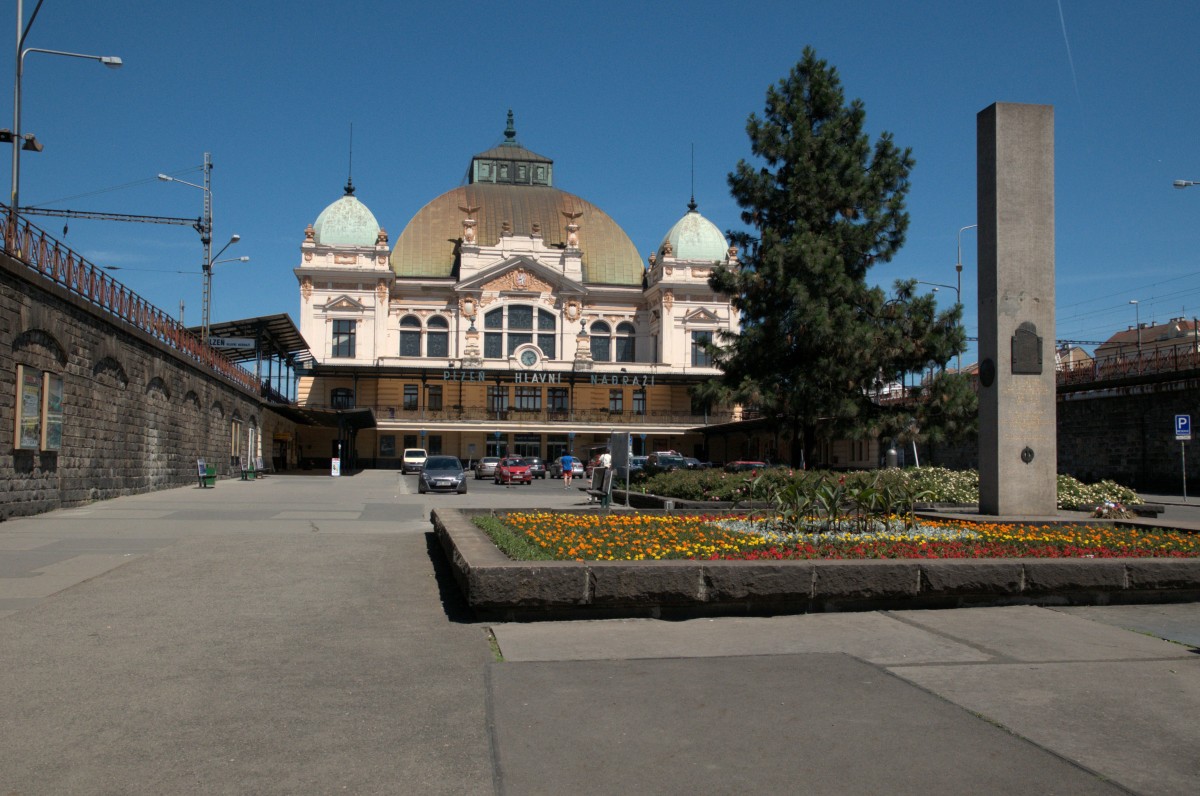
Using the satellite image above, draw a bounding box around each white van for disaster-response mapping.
[401,448,428,473]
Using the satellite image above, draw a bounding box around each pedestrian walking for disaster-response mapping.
[561,453,575,488]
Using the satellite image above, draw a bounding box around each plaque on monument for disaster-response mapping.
[1011,322,1043,375]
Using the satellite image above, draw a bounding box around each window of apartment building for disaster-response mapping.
[400,315,421,357]
[332,319,356,358]
[484,304,557,359]
[548,387,569,414]
[633,388,646,415]
[514,433,540,458]
[428,435,443,455]
[590,321,611,361]
[427,316,449,358]
[427,384,443,411]
[403,384,419,411]
[615,322,636,363]
[403,434,418,449]
[608,388,623,413]
[331,387,354,409]
[691,330,713,367]
[514,386,541,411]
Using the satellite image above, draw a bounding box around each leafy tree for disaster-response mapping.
[706,47,965,467]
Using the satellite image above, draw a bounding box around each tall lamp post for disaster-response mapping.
[5,1,122,241]
[158,156,241,343]
[916,280,963,372]
[1129,299,1142,367]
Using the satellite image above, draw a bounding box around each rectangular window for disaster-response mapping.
[380,435,396,458]
[545,434,568,461]
[691,330,713,367]
[514,433,540,457]
[615,336,635,363]
[403,384,419,411]
[428,435,443,455]
[537,333,556,359]
[514,386,541,411]
[633,388,646,415]
[400,330,421,357]
[484,332,503,359]
[548,387,569,413]
[508,333,532,354]
[609,389,624,413]
[427,385,443,411]
[403,434,417,449]
[427,332,448,359]
[332,319,356,358]
[508,305,533,329]
[487,385,509,413]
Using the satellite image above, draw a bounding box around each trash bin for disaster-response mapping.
[203,466,216,488]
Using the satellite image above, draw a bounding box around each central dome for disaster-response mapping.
[390,112,644,286]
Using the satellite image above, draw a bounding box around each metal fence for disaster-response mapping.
[1057,343,1200,388]
[2,207,258,393]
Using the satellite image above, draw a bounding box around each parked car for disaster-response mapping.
[724,460,769,473]
[401,448,428,474]
[547,456,585,479]
[616,455,648,480]
[645,453,687,472]
[417,455,468,494]
[683,457,710,470]
[474,456,501,480]
[524,456,547,479]
[494,457,533,485]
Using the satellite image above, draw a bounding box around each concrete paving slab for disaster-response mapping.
[1054,603,1200,649]
[491,613,994,666]
[487,654,1124,795]
[891,604,1197,661]
[890,658,1200,796]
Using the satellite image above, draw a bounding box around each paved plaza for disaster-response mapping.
[2,470,1198,794]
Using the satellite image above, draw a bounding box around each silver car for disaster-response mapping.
[547,456,585,479]
[474,456,501,480]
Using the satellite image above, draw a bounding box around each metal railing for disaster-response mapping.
[2,206,257,393]
[309,402,737,427]
[1057,342,1200,388]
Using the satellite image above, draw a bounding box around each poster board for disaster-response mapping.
[42,372,63,451]
[14,365,41,450]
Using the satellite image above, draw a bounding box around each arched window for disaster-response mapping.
[427,316,449,358]
[400,315,422,357]
[590,320,611,362]
[615,322,636,363]
[483,304,557,359]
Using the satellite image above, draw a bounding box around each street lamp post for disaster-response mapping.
[5,1,122,243]
[916,280,962,372]
[1129,299,1142,367]
[158,155,241,343]
[955,224,976,372]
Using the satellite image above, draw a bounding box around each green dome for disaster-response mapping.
[312,186,381,247]
[659,203,728,262]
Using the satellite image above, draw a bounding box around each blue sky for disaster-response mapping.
[6,0,1200,365]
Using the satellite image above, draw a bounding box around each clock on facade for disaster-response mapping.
[519,349,538,367]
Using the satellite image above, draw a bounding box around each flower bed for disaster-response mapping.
[481,512,1200,562]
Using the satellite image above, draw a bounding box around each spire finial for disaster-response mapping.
[687,142,696,211]
[345,122,355,195]
[503,109,517,144]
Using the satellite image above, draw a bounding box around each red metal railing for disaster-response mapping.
[1057,342,1200,388]
[2,207,258,393]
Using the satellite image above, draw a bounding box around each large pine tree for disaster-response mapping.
[707,47,964,467]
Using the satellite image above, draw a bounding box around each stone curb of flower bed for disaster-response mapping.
[431,508,1200,621]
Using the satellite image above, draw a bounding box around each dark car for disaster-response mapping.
[524,456,547,479]
[474,456,500,480]
[494,457,533,485]
[645,453,687,472]
[683,457,710,470]
[417,456,468,494]
[724,460,769,473]
[616,455,647,480]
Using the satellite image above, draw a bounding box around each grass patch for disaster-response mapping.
[474,513,557,561]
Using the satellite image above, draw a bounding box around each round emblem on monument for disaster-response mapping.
[520,349,538,367]
[979,358,996,388]
[1021,446,1035,464]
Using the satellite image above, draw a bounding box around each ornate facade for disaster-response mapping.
[294,114,741,466]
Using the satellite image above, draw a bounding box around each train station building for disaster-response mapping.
[293,114,743,467]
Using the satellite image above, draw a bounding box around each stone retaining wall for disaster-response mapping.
[432,508,1200,620]
[1,252,296,519]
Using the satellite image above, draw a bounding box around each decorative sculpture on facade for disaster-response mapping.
[459,204,480,245]
[501,220,513,237]
[726,244,739,265]
[301,276,313,303]
[562,210,583,249]
[304,223,315,242]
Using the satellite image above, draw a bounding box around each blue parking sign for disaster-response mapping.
[1176,414,1191,440]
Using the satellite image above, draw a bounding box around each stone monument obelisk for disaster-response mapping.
[977,103,1056,515]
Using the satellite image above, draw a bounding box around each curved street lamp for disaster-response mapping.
[6,1,122,244]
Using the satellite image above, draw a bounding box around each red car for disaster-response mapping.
[494,457,533,485]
